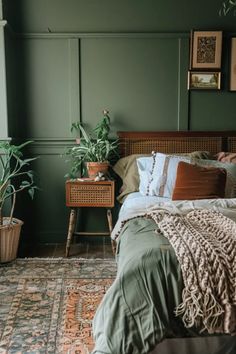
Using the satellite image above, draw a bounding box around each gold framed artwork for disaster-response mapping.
[230,37,236,91]
[190,31,223,69]
[188,71,221,90]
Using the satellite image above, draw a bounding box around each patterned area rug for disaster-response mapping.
[0,258,116,353]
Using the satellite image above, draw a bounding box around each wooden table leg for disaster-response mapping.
[106,209,113,234]
[65,208,77,257]
[107,208,116,254]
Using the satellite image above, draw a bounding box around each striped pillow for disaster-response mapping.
[137,153,191,198]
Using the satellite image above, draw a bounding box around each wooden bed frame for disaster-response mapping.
[117,131,236,156]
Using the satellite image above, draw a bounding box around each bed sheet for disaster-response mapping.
[92,196,236,354]
[114,194,236,240]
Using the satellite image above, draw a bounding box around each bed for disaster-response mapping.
[92,131,236,354]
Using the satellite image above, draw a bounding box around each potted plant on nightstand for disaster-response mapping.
[66,110,119,178]
[0,140,39,263]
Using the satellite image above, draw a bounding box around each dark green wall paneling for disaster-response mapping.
[17,39,74,138]
[2,0,236,244]
[81,37,189,133]
[15,143,70,244]
[177,38,190,130]
[190,92,236,131]
[4,30,19,138]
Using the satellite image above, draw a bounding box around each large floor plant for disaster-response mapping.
[0,141,38,262]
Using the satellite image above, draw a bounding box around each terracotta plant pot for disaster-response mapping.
[0,218,24,263]
[86,162,109,178]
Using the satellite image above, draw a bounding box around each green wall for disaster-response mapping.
[3,0,236,33]
[1,0,236,245]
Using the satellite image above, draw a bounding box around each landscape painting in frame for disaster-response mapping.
[188,72,221,90]
[190,31,223,69]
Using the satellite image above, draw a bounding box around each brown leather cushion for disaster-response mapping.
[172,162,227,200]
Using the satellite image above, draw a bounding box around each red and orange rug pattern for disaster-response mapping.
[0,258,116,353]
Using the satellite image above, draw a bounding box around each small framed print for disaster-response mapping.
[190,31,223,69]
[188,71,221,90]
[230,37,236,91]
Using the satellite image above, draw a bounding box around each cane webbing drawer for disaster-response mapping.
[66,180,115,207]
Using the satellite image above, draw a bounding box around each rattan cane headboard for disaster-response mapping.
[117,131,236,157]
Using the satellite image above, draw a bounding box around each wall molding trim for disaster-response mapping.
[12,137,73,143]
[9,138,75,155]
[5,29,236,40]
[0,20,7,27]
[13,31,191,39]
[0,137,11,142]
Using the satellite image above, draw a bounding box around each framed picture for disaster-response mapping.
[190,31,223,69]
[230,37,236,91]
[188,71,221,90]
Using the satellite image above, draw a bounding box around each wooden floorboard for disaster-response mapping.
[18,237,114,259]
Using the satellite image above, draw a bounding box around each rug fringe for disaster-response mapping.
[16,257,115,262]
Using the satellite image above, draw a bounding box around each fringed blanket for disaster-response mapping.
[148,209,236,335]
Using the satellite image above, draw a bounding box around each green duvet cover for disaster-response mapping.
[92,217,200,354]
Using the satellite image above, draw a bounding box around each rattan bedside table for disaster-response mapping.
[65,179,115,257]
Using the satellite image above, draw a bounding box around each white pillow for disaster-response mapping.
[195,159,236,198]
[136,156,153,195]
[137,153,191,198]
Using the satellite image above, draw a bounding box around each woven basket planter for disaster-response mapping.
[0,218,23,263]
[86,162,109,178]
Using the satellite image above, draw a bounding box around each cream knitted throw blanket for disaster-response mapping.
[148,208,236,335]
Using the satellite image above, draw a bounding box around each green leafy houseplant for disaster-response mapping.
[70,122,81,144]
[66,110,119,178]
[219,0,236,16]
[0,140,38,262]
